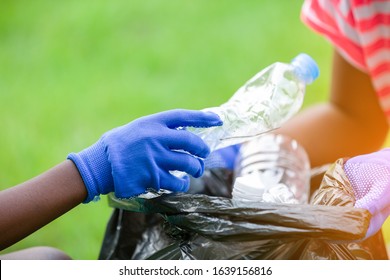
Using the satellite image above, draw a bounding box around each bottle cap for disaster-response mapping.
[291,53,319,84]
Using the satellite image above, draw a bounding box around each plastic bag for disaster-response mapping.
[98,161,388,260]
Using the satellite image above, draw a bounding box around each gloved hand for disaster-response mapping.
[343,148,390,238]
[67,109,222,203]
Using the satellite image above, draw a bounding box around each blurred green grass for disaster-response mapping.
[0,0,388,259]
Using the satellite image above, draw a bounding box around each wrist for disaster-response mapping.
[67,140,114,203]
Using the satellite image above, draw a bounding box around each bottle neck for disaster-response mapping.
[291,64,313,85]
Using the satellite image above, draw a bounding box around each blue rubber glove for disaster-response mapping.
[68,109,222,202]
[204,144,241,170]
[343,148,390,238]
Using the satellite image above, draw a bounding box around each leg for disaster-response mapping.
[0,246,72,260]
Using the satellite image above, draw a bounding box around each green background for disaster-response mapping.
[0,0,388,259]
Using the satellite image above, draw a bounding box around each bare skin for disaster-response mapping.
[280,50,388,166]
[0,160,86,251]
[277,50,388,188]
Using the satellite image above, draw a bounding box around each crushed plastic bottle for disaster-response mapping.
[188,53,319,152]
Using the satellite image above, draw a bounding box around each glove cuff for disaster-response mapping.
[67,140,114,203]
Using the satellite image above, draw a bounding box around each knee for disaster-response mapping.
[0,246,72,260]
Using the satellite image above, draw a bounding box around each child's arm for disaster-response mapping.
[0,109,222,250]
[277,50,388,168]
[0,160,86,250]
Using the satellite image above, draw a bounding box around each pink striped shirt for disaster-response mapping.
[301,0,390,122]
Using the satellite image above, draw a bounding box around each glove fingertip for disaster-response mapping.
[180,175,190,192]
[193,160,205,178]
[204,111,223,126]
[171,175,190,192]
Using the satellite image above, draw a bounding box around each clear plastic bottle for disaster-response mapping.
[188,53,319,152]
[232,133,311,204]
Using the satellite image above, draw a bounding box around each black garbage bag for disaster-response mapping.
[98,161,388,260]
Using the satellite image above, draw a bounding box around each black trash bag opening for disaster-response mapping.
[99,163,388,260]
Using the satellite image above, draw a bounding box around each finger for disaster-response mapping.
[164,129,211,159]
[159,171,190,192]
[364,206,390,239]
[159,151,205,178]
[354,175,390,215]
[157,109,222,129]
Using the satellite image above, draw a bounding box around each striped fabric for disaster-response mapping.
[301,0,390,122]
